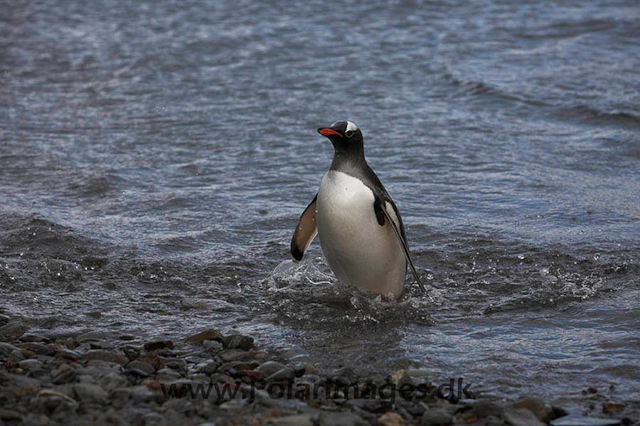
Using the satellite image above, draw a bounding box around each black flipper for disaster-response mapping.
[375,197,426,293]
[291,195,318,261]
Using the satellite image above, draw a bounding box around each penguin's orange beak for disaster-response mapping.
[318,128,342,137]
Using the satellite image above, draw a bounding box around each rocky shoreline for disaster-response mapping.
[0,316,634,426]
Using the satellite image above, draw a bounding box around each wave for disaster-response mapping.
[555,104,640,128]
[440,67,640,128]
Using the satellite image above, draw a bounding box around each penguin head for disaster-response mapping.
[317,121,364,154]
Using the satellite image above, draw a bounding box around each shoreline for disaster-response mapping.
[0,317,633,426]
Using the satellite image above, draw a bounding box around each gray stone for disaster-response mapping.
[55,348,82,361]
[129,385,161,404]
[0,409,21,421]
[19,334,45,342]
[0,342,24,359]
[143,340,174,351]
[347,398,393,413]
[196,361,219,375]
[203,340,224,352]
[74,383,108,404]
[101,371,129,390]
[504,408,545,426]
[265,414,316,426]
[219,349,251,362]
[156,368,182,378]
[161,357,187,370]
[20,413,50,426]
[185,329,223,343]
[484,416,505,426]
[77,373,100,384]
[18,359,42,370]
[77,331,112,343]
[514,397,548,421]
[223,334,254,351]
[0,321,29,341]
[128,367,151,378]
[266,367,296,382]
[111,385,160,403]
[141,412,164,425]
[18,342,55,356]
[421,408,452,426]
[332,366,358,383]
[127,360,156,376]
[318,412,368,426]
[89,340,114,350]
[161,398,189,412]
[84,350,128,365]
[550,415,621,426]
[218,361,259,373]
[52,364,76,384]
[85,360,123,371]
[465,400,503,419]
[94,409,124,426]
[1,370,41,392]
[256,361,287,377]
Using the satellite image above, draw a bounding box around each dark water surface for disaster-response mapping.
[1,0,639,416]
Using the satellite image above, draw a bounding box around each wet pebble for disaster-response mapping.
[18,358,42,370]
[0,342,24,360]
[196,361,220,375]
[0,314,10,326]
[514,396,548,421]
[256,361,287,377]
[17,342,54,356]
[218,349,252,362]
[347,398,393,413]
[37,388,74,403]
[156,367,182,378]
[203,339,224,352]
[504,407,545,426]
[127,360,157,376]
[76,331,112,343]
[185,329,223,344]
[84,350,128,366]
[0,321,30,341]
[143,340,174,352]
[0,409,21,421]
[550,414,622,426]
[55,347,82,361]
[264,414,316,426]
[421,408,452,426]
[603,401,625,414]
[378,412,407,426]
[52,363,76,385]
[266,367,296,383]
[462,400,504,419]
[74,383,108,404]
[318,411,368,426]
[101,371,129,390]
[223,334,254,351]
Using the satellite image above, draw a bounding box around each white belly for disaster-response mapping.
[316,170,406,299]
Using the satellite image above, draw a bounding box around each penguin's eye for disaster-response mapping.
[345,130,354,138]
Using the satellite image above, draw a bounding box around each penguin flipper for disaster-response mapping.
[375,198,426,293]
[291,194,318,261]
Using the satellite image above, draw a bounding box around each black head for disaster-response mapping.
[317,121,364,157]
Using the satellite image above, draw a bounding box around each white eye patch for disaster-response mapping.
[346,121,358,133]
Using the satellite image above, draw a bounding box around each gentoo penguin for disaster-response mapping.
[290,120,424,299]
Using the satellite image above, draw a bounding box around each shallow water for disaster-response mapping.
[1,0,639,416]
